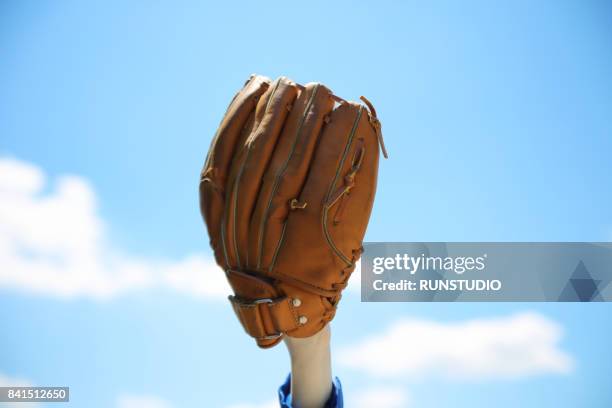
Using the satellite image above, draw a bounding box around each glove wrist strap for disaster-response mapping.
[226,269,302,348]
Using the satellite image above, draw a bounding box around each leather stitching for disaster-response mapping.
[256,84,321,269]
[321,106,363,266]
[231,79,282,269]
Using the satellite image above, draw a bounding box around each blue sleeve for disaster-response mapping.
[278,374,343,408]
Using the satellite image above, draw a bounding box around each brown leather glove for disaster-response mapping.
[199,74,386,348]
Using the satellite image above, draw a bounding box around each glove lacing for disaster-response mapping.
[322,246,364,320]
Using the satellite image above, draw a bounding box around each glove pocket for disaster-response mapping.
[269,102,377,292]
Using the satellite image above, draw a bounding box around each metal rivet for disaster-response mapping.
[298,315,308,325]
[292,298,302,307]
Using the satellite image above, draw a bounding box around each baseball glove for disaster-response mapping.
[199,74,387,348]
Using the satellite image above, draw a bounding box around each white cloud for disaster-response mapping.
[225,386,409,408]
[0,372,39,407]
[225,400,278,408]
[116,394,173,408]
[339,312,573,380]
[163,255,229,300]
[347,386,410,408]
[0,372,33,387]
[0,156,229,300]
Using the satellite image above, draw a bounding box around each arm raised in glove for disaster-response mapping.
[199,74,385,348]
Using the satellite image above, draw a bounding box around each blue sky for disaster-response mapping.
[1,1,612,407]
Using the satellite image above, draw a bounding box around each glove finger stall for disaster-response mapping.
[199,75,270,266]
